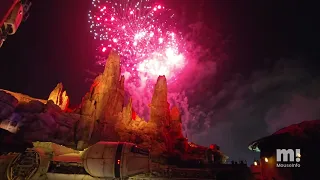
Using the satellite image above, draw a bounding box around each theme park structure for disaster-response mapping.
[0,51,250,179]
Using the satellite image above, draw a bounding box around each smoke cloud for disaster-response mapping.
[111,28,320,163]
[175,58,320,161]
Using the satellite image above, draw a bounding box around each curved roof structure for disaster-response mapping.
[248,119,320,152]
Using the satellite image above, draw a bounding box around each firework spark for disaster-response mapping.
[88,0,186,85]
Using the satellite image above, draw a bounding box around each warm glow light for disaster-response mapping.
[264,157,268,163]
[296,153,301,158]
[254,161,258,166]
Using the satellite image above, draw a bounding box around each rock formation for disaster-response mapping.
[48,83,69,111]
[78,51,125,148]
[0,90,79,147]
[0,89,47,104]
[150,76,170,128]
[0,50,207,161]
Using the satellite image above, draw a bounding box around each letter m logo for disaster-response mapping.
[276,149,294,162]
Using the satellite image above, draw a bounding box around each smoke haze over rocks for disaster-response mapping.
[179,58,320,161]
[88,51,320,163]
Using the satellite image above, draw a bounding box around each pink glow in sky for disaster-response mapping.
[88,0,187,86]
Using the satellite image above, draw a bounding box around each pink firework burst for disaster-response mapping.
[88,0,186,85]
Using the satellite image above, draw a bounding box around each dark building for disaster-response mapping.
[248,120,320,180]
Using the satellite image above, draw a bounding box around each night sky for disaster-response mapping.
[1,0,320,162]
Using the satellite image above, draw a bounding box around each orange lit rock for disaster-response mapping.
[81,51,124,121]
[0,89,47,104]
[0,96,80,147]
[132,109,137,120]
[122,97,133,125]
[48,83,69,111]
[115,76,184,157]
[79,51,124,145]
[170,106,181,122]
[0,51,211,161]
[150,76,170,127]
[169,107,184,138]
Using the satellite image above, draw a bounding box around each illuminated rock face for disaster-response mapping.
[79,51,125,146]
[0,51,197,159]
[0,91,80,147]
[150,76,170,127]
[0,89,46,104]
[113,76,187,157]
[81,51,124,121]
[48,83,69,111]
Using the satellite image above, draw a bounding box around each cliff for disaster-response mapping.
[0,51,203,160]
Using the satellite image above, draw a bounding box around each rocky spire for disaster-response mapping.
[122,97,133,125]
[150,76,170,127]
[48,83,69,111]
[80,50,124,121]
[169,107,184,138]
[78,51,124,147]
[102,51,121,89]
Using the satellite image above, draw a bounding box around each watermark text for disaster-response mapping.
[276,149,301,168]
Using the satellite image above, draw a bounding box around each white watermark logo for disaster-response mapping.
[276,149,301,167]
